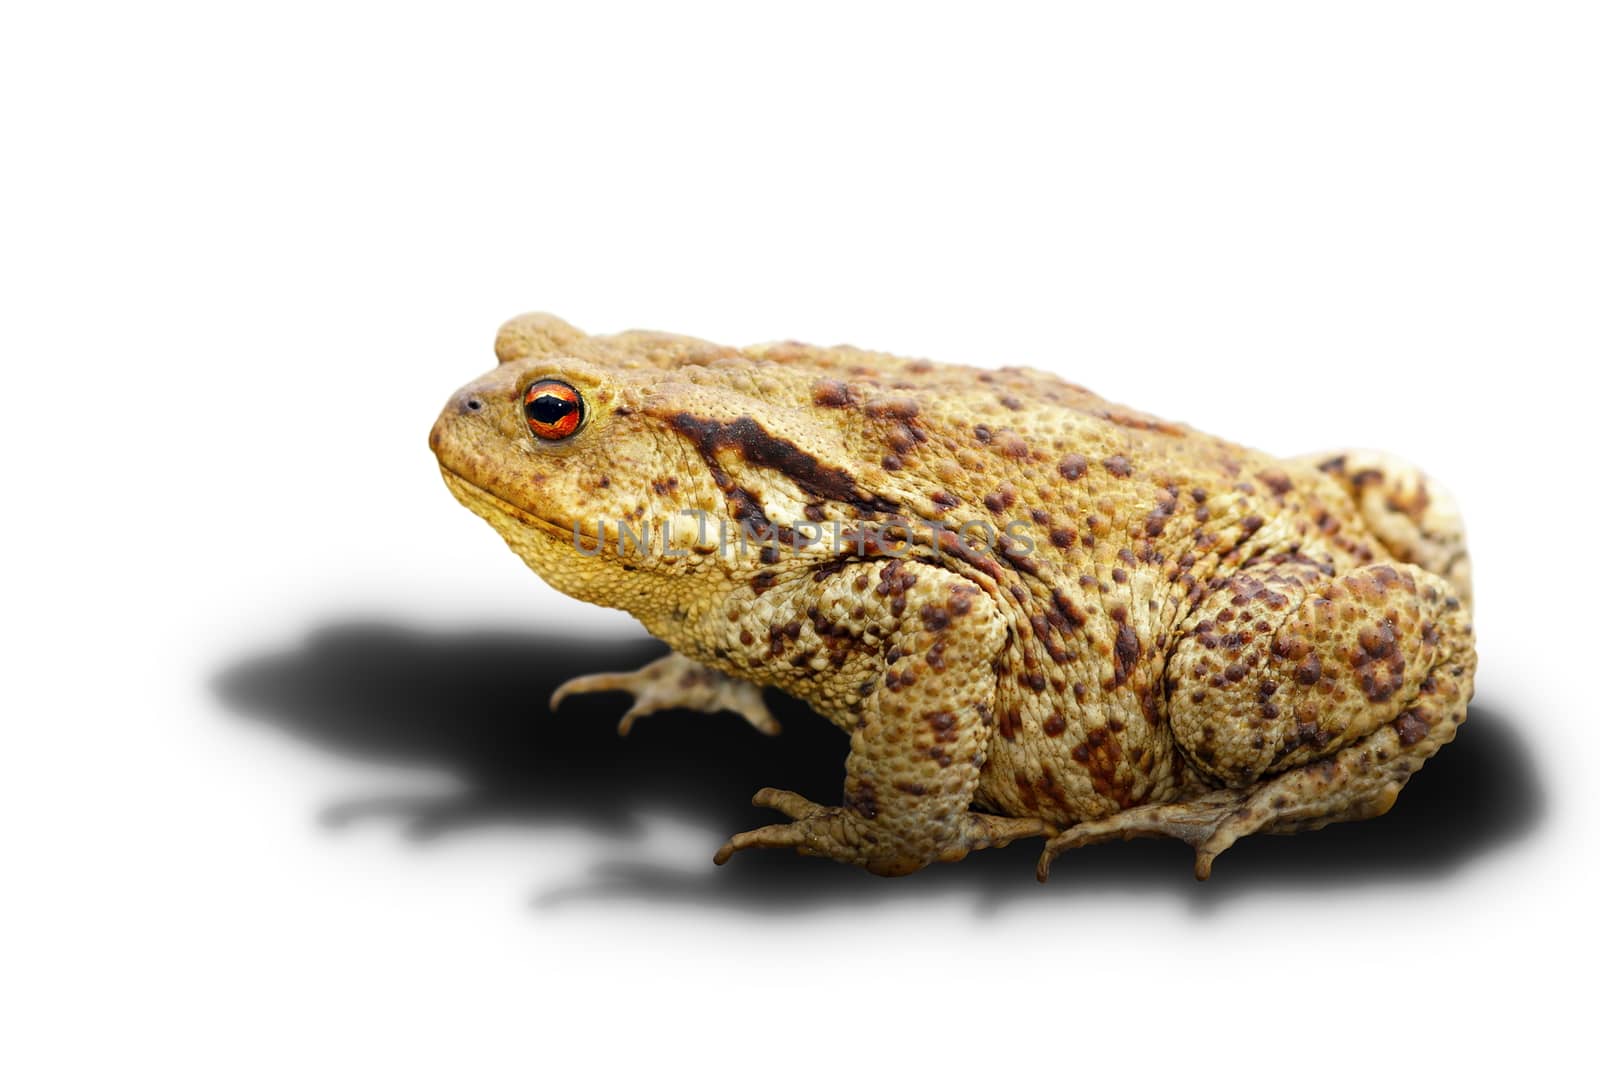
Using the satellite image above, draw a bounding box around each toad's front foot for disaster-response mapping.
[550,652,780,736]
[714,788,1048,877]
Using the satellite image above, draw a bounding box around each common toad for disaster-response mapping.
[430,313,1475,879]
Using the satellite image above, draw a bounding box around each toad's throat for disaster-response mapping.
[437,466,601,550]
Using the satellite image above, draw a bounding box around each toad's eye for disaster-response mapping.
[523,379,584,440]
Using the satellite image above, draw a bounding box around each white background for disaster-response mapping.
[5,3,1596,1063]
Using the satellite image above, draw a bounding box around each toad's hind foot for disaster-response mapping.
[1037,682,1465,882]
[549,651,780,736]
[715,788,1049,877]
[1035,794,1240,882]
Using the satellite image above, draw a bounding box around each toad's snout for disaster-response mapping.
[429,385,490,456]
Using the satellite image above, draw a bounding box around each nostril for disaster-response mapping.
[464,397,483,412]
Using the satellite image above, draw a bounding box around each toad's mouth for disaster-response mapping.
[437,466,602,551]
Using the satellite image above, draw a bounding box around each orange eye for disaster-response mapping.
[523,379,584,440]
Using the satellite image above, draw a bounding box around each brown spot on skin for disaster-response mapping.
[1058,454,1088,480]
[811,379,854,407]
[809,557,852,584]
[885,424,918,453]
[997,432,1029,458]
[996,704,1024,741]
[865,395,921,421]
[920,604,951,631]
[1050,527,1076,549]
[1295,651,1323,686]
[1386,481,1431,521]
[925,710,959,743]
[929,489,959,510]
[1013,772,1038,809]
[1103,455,1132,478]
[1051,588,1087,631]
[998,534,1041,576]
[846,780,879,818]
[881,454,904,471]
[1355,621,1406,701]
[1100,410,1183,436]
[973,425,993,444]
[1394,710,1427,746]
[875,559,918,617]
[948,585,978,616]
[932,529,1006,583]
[984,484,1017,513]
[1259,470,1293,496]
[1070,727,1132,806]
[1140,492,1177,537]
[1036,767,1071,807]
[1112,622,1140,687]
[894,781,927,796]
[1043,713,1066,737]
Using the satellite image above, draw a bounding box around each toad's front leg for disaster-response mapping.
[713,561,1047,876]
[550,651,780,736]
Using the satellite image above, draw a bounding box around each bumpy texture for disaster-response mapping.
[429,313,1476,879]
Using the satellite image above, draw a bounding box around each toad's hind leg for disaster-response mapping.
[1301,449,1472,610]
[1036,699,1464,880]
[1040,559,1474,881]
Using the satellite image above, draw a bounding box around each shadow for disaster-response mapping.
[213,619,1545,913]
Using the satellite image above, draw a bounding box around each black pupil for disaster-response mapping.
[527,393,575,424]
